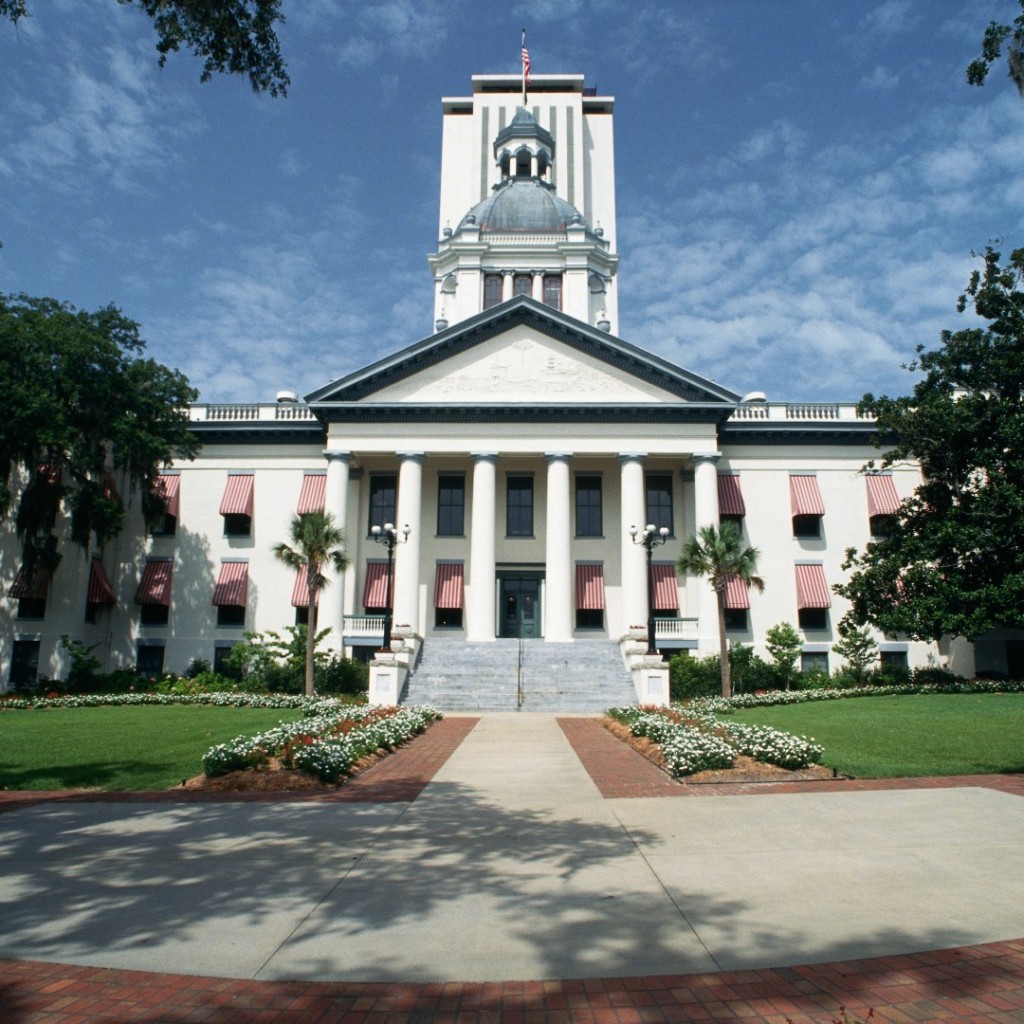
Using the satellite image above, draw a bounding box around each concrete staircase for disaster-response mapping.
[400,637,637,712]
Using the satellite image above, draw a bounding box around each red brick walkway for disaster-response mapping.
[3,714,1024,1023]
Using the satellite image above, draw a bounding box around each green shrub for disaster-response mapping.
[795,668,833,690]
[912,665,957,686]
[669,653,720,700]
[315,654,368,695]
[185,657,211,679]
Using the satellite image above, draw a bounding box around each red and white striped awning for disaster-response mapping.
[153,474,180,518]
[291,566,320,607]
[212,561,248,607]
[363,561,390,608]
[575,563,605,610]
[434,562,464,609]
[297,473,326,514]
[87,557,116,605]
[866,474,900,517]
[717,474,746,517]
[651,563,679,611]
[9,566,49,600]
[136,560,173,606]
[795,563,831,609]
[219,473,254,516]
[790,474,825,516]
[723,574,751,610]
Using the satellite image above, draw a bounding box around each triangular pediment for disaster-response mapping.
[307,297,739,407]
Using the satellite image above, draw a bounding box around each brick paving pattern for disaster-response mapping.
[3,712,1024,1023]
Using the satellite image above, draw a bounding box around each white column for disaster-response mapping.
[320,450,351,652]
[394,452,424,637]
[468,452,497,640]
[545,452,573,642]
[619,453,647,636]
[502,270,513,302]
[692,452,721,656]
[532,270,544,301]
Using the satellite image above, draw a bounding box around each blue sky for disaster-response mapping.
[2,0,1022,405]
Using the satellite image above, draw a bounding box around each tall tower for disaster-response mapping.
[428,74,620,333]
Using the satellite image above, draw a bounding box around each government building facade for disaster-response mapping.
[4,72,1005,700]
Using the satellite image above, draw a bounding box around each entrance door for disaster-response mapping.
[500,576,542,638]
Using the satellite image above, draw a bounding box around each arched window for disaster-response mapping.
[483,274,503,309]
[543,274,562,310]
[513,273,532,297]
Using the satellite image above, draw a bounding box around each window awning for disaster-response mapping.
[219,473,254,516]
[212,561,248,607]
[795,563,831,609]
[9,566,49,600]
[723,574,751,610]
[136,560,173,606]
[651,563,679,611]
[87,557,116,605]
[363,561,390,608]
[717,474,746,517]
[297,473,327,514]
[575,563,605,610]
[154,474,180,518]
[291,566,320,607]
[866,474,900,517]
[790,474,825,516]
[434,562,464,609]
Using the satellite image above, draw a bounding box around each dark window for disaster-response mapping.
[575,475,602,537]
[17,597,46,620]
[513,273,532,297]
[507,476,533,536]
[798,608,828,631]
[575,609,603,630]
[801,651,829,674]
[437,475,465,536]
[880,650,909,675]
[435,607,463,628]
[136,644,165,676]
[140,604,169,626]
[870,514,897,538]
[368,474,397,533]
[483,274,503,309]
[543,274,562,309]
[724,608,748,631]
[152,513,177,537]
[9,640,40,690]
[645,474,674,534]
[294,605,318,628]
[223,513,251,537]
[213,644,234,676]
[217,604,246,627]
[793,514,822,539]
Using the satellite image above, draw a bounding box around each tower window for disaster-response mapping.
[543,274,562,310]
[484,274,502,309]
[515,152,530,177]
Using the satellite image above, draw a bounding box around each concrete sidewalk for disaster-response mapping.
[0,713,1022,988]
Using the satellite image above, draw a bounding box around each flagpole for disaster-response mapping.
[521,29,528,106]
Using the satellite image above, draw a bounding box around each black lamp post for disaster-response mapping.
[371,522,410,652]
[630,523,670,656]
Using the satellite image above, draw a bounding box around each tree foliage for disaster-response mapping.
[676,520,764,699]
[765,621,802,690]
[832,622,878,683]
[0,293,199,578]
[967,0,1024,97]
[0,0,289,96]
[837,246,1024,641]
[272,511,349,696]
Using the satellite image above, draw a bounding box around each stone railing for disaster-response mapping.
[728,402,872,423]
[654,616,699,640]
[190,403,318,423]
[343,614,386,639]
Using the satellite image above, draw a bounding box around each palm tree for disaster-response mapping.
[273,511,349,696]
[676,521,764,699]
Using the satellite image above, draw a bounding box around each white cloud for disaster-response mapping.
[860,66,899,91]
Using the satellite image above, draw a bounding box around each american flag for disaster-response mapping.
[522,45,531,87]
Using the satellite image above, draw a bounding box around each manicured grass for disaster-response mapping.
[728,693,1024,777]
[0,705,306,791]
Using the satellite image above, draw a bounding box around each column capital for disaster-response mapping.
[471,451,499,462]
[618,452,647,466]
[396,451,426,463]
[691,452,721,466]
[544,451,572,463]
[322,449,352,464]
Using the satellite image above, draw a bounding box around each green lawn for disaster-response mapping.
[0,705,306,791]
[729,693,1024,777]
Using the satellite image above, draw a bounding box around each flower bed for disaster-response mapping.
[0,691,336,712]
[607,705,822,777]
[202,704,441,783]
